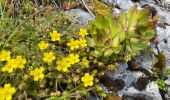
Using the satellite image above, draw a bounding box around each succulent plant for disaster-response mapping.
[87,5,158,61]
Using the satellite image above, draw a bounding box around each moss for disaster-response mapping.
[154,52,167,73]
[91,0,112,16]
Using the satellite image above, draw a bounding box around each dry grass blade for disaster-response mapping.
[79,0,95,18]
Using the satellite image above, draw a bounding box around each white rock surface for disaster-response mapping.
[164,0,170,4]
[115,0,134,10]
[120,82,162,100]
[156,26,170,68]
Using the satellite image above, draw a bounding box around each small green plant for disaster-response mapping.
[87,5,158,61]
[152,52,168,92]
[156,79,167,91]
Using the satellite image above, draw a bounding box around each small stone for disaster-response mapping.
[67,9,94,26]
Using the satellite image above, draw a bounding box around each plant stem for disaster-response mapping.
[0,73,9,85]
[68,84,83,94]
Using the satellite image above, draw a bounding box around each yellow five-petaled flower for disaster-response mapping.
[81,73,94,87]
[67,39,79,50]
[0,83,16,100]
[43,52,56,64]
[78,28,88,38]
[78,38,87,48]
[0,50,11,61]
[1,59,16,73]
[50,30,61,41]
[68,53,80,65]
[30,67,45,81]
[14,56,26,69]
[38,41,49,50]
[56,58,71,72]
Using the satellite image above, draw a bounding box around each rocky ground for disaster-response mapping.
[69,0,170,100]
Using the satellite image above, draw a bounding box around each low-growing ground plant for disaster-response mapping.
[0,1,160,100]
[87,5,158,62]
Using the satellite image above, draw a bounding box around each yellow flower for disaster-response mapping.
[56,59,71,72]
[1,59,16,73]
[0,50,11,61]
[50,30,61,41]
[0,83,16,100]
[82,57,89,68]
[78,28,88,38]
[68,53,80,65]
[81,73,94,87]
[67,39,79,50]
[78,38,87,47]
[38,41,49,50]
[14,56,26,69]
[43,52,56,64]
[30,67,45,81]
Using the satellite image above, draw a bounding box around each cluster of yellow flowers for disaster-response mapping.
[0,84,16,100]
[0,25,97,99]
[56,53,80,72]
[38,30,61,51]
[37,29,93,87]
[0,50,26,73]
[67,28,88,50]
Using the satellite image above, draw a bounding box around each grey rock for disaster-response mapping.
[155,7,170,24]
[156,26,170,68]
[112,8,121,16]
[67,9,94,26]
[167,87,170,97]
[139,0,156,4]
[133,54,155,70]
[102,0,134,11]
[145,82,162,100]
[165,94,170,100]
[102,0,115,5]
[88,95,100,100]
[115,0,134,11]
[121,82,162,100]
[106,62,145,88]
[164,0,170,4]
[165,78,170,97]
[165,78,170,85]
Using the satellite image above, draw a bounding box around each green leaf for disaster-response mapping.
[156,79,167,91]
[103,48,113,57]
[92,50,102,57]
[112,36,119,47]
[119,11,127,26]
[128,5,138,26]
[86,37,96,47]
[165,69,170,75]
[95,16,109,29]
